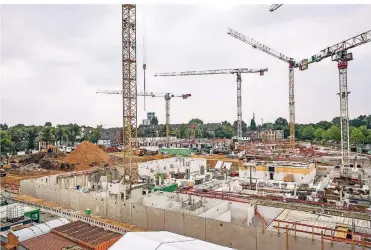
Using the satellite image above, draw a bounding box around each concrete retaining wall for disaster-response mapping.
[20,181,363,250]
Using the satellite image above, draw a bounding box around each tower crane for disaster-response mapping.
[122,4,137,189]
[228,28,299,147]
[155,68,268,142]
[96,90,191,147]
[299,30,371,165]
[269,4,283,12]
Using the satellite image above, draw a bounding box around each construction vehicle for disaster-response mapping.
[0,169,7,178]
[40,144,57,153]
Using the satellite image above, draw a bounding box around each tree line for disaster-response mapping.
[0,123,102,159]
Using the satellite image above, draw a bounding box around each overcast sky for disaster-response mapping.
[1,4,370,127]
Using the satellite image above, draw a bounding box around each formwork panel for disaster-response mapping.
[107,199,118,220]
[147,207,165,231]
[165,210,184,235]
[183,213,206,241]
[131,204,147,230]
[118,201,131,224]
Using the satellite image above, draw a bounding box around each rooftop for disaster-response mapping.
[20,232,87,250]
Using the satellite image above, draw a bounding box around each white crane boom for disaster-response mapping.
[227,28,295,64]
[155,68,267,77]
[154,67,268,141]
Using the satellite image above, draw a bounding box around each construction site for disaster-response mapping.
[1,3,371,250]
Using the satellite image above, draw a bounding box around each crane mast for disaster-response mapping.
[300,30,371,165]
[228,28,298,147]
[122,4,138,189]
[155,68,268,141]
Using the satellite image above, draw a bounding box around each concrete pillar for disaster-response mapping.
[294,183,297,197]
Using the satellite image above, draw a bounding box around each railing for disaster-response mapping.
[9,198,129,234]
[273,219,371,248]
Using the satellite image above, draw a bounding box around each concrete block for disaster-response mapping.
[79,193,92,212]
[69,191,80,211]
[165,210,184,235]
[147,207,165,231]
[256,230,286,250]
[131,204,148,230]
[60,189,70,207]
[118,201,131,224]
[183,214,206,241]
[107,199,118,220]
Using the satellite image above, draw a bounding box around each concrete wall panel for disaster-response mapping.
[131,204,148,230]
[257,230,285,250]
[147,207,165,231]
[228,223,257,250]
[69,191,80,211]
[78,193,92,212]
[107,199,118,220]
[91,196,105,216]
[60,189,70,207]
[118,201,131,224]
[165,210,184,235]
[183,214,206,241]
[205,218,233,247]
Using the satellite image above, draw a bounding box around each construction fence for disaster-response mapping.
[19,180,365,250]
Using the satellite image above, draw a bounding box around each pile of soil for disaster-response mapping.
[63,141,114,170]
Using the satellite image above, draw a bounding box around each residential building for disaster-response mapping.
[259,129,284,143]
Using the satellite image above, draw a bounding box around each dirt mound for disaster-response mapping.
[63,141,114,170]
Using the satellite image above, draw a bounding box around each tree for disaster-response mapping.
[44,122,52,127]
[350,128,366,145]
[150,116,159,125]
[178,124,190,139]
[315,121,332,130]
[41,126,55,146]
[90,125,102,143]
[0,123,8,130]
[327,125,341,141]
[214,124,234,139]
[275,117,288,127]
[55,125,67,145]
[314,128,325,141]
[188,118,203,125]
[250,118,256,131]
[298,125,315,140]
[8,128,25,153]
[331,117,340,127]
[358,125,370,138]
[26,126,39,150]
[233,120,248,133]
[66,123,81,146]
[1,130,14,162]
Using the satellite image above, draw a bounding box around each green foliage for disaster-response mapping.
[8,128,26,153]
[275,117,288,127]
[55,125,67,144]
[298,125,315,140]
[41,126,55,146]
[314,128,325,140]
[178,124,190,139]
[250,118,256,131]
[350,128,366,144]
[90,125,102,143]
[26,126,40,149]
[0,123,8,130]
[0,130,14,160]
[66,123,81,146]
[188,118,203,125]
[214,124,234,139]
[327,125,341,141]
[315,121,332,130]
